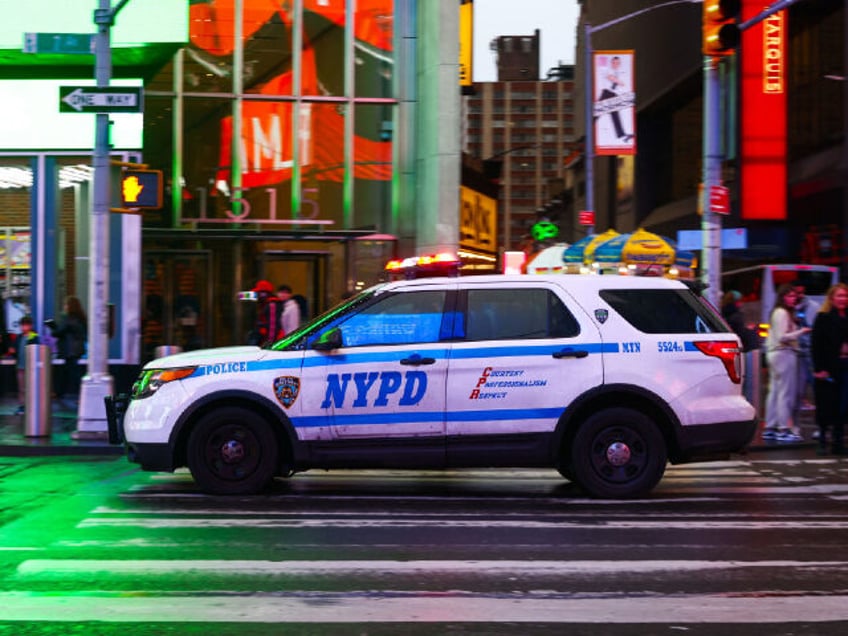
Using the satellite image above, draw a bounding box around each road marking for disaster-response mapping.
[2,592,848,623]
[16,558,848,576]
[75,517,848,530]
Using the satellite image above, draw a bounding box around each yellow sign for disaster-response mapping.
[460,185,496,253]
[459,1,473,88]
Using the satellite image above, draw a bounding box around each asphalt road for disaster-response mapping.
[1,449,848,634]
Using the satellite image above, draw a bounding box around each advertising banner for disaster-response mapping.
[593,50,636,156]
[740,0,787,220]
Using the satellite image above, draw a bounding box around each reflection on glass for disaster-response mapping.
[354,1,394,98]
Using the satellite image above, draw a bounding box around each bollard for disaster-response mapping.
[154,345,183,359]
[24,344,52,438]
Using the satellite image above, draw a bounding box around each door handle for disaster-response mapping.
[400,354,436,366]
[552,348,589,359]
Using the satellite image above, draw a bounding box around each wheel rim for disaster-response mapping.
[202,423,262,481]
[588,425,648,484]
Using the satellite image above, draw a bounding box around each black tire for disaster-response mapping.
[570,408,667,499]
[187,406,279,495]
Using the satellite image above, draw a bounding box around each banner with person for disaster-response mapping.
[593,50,636,156]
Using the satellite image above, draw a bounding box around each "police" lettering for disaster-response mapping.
[321,371,428,408]
[202,361,248,375]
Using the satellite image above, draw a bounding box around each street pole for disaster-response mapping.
[701,55,722,307]
[698,0,801,306]
[583,21,595,236]
[76,0,132,437]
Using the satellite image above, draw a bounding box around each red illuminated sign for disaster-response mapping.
[740,1,787,220]
[578,210,595,226]
[710,185,730,215]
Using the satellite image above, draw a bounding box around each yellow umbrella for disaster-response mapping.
[594,228,676,266]
[562,229,620,265]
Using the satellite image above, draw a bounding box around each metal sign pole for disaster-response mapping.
[75,0,132,437]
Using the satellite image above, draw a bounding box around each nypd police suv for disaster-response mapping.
[109,274,757,499]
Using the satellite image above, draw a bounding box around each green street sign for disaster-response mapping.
[59,86,143,114]
[23,32,93,55]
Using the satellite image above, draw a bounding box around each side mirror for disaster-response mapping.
[312,327,342,351]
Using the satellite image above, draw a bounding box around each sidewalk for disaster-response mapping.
[0,397,821,458]
[0,398,123,457]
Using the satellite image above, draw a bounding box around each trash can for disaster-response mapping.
[24,344,52,438]
[154,345,183,359]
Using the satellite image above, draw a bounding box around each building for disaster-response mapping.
[0,0,463,381]
[463,29,577,255]
[571,0,846,272]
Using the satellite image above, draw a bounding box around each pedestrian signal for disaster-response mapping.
[122,169,163,209]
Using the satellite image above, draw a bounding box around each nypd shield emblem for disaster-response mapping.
[274,376,300,408]
[594,308,609,324]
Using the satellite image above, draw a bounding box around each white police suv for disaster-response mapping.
[108,274,756,499]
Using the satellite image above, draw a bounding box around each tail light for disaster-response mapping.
[693,340,742,384]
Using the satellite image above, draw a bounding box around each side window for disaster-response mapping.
[336,290,447,347]
[465,288,579,341]
[600,289,728,334]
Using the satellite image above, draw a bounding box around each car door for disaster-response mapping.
[302,285,452,440]
[445,281,604,447]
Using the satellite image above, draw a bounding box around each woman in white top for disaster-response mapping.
[762,284,811,442]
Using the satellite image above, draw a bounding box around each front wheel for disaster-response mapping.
[570,408,667,499]
[187,406,279,495]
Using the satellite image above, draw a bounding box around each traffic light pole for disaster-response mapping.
[701,56,722,307]
[699,0,801,306]
[76,0,132,437]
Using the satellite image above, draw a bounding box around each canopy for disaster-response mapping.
[594,228,675,265]
[525,243,570,274]
[592,228,696,274]
[562,229,620,264]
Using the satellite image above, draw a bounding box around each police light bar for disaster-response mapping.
[385,252,461,279]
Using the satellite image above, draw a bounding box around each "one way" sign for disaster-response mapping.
[59,86,143,113]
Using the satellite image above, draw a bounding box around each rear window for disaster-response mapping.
[771,270,835,296]
[600,289,729,335]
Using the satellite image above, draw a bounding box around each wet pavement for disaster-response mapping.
[0,397,122,457]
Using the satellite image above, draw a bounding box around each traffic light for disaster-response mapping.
[703,0,741,57]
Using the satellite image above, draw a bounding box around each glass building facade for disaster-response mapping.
[1,0,467,370]
[138,0,404,354]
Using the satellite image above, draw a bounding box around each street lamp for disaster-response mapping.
[583,1,703,237]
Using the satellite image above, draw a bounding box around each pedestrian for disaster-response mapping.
[762,284,811,442]
[721,290,759,352]
[793,281,819,410]
[44,296,87,405]
[276,284,302,335]
[810,283,848,455]
[10,316,40,415]
[721,290,760,405]
[248,280,282,346]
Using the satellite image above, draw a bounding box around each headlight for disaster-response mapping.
[132,367,197,399]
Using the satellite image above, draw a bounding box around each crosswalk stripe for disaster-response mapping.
[16,558,848,576]
[3,592,848,623]
[75,517,848,529]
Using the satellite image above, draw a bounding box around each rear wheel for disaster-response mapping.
[187,406,279,495]
[570,408,667,499]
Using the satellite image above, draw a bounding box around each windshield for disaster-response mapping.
[268,284,386,351]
